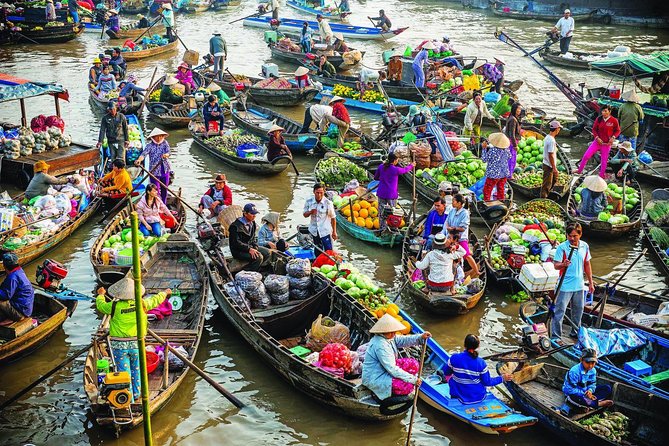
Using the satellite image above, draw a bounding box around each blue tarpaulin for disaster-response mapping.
[0,73,68,103]
[577,326,647,358]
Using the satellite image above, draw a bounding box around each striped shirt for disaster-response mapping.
[444,351,502,404]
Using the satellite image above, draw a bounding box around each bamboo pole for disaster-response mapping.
[405,339,427,446]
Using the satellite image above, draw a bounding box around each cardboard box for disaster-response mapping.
[519,262,559,292]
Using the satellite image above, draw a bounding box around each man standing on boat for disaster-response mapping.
[161,3,175,42]
[268,0,281,20]
[97,102,129,167]
[209,32,227,82]
[553,9,574,54]
[617,90,644,151]
[0,253,34,322]
[303,183,337,252]
[316,14,333,45]
[541,120,562,198]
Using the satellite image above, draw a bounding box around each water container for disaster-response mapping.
[261,63,279,78]
[97,358,110,374]
[607,87,621,99]
[264,30,278,44]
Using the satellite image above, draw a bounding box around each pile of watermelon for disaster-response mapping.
[415,150,486,188]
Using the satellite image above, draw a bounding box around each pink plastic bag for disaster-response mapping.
[411,268,424,282]
[30,115,47,132]
[45,115,65,131]
[147,299,173,320]
[312,360,345,379]
[391,357,420,395]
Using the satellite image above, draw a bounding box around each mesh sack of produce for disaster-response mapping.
[305,314,351,351]
[223,282,251,309]
[286,258,311,278]
[270,291,290,305]
[409,141,431,158]
[288,275,312,290]
[234,270,263,292]
[391,357,419,395]
[289,287,311,300]
[246,282,270,309]
[415,155,431,170]
[264,274,290,295]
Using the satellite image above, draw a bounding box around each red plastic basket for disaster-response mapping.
[146,351,160,374]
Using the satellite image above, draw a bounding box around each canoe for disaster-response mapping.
[145,74,209,128]
[483,199,568,288]
[183,0,212,13]
[88,86,143,115]
[319,127,386,169]
[230,105,319,153]
[491,7,596,22]
[90,194,187,285]
[269,43,363,70]
[335,211,405,248]
[189,121,292,175]
[243,16,408,41]
[519,300,669,401]
[402,311,538,433]
[286,0,350,21]
[314,86,414,115]
[508,126,574,200]
[500,362,668,446]
[641,188,669,280]
[637,161,669,188]
[11,24,84,44]
[208,73,319,107]
[114,24,166,40]
[539,49,604,70]
[311,73,426,102]
[567,176,643,238]
[205,250,414,420]
[121,39,179,62]
[83,236,209,432]
[0,288,77,364]
[401,215,487,315]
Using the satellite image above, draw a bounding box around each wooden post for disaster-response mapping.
[19,98,27,128]
[162,343,169,390]
[54,96,61,117]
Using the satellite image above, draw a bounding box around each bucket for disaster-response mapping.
[607,87,621,99]
[97,359,110,374]
[145,351,160,374]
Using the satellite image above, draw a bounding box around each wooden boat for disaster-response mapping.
[491,6,596,22]
[88,86,143,115]
[401,215,487,315]
[335,211,405,248]
[637,161,669,187]
[204,248,414,420]
[211,0,241,9]
[145,74,209,128]
[269,43,363,70]
[314,86,413,115]
[319,127,386,169]
[286,0,350,21]
[539,49,605,70]
[641,188,669,280]
[208,73,319,107]
[115,24,166,40]
[189,121,292,175]
[121,39,179,62]
[230,105,319,153]
[90,194,187,285]
[83,236,209,432]
[508,126,574,199]
[500,362,668,446]
[312,73,426,102]
[10,24,84,44]
[567,176,643,238]
[0,289,77,364]
[401,311,537,433]
[520,300,669,401]
[243,16,408,41]
[183,0,212,13]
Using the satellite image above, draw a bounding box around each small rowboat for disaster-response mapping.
[335,210,405,248]
[311,73,426,102]
[269,43,364,70]
[121,39,178,62]
[189,121,292,176]
[84,236,209,433]
[0,288,77,364]
[230,105,319,153]
[401,215,487,315]
[539,49,604,70]
[145,74,209,128]
[243,16,408,41]
[286,0,351,21]
[89,194,187,285]
[641,188,669,280]
[567,176,643,238]
[637,161,669,187]
[10,23,84,44]
[88,86,142,115]
[500,362,668,446]
[114,24,166,40]
[491,6,596,22]
[208,73,319,107]
[402,311,538,433]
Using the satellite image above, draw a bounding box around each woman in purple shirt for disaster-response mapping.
[135,127,172,204]
[374,152,413,231]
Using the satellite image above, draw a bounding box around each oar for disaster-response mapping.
[173,29,190,52]
[638,158,669,181]
[229,8,267,24]
[271,154,299,176]
[97,162,162,224]
[405,338,427,446]
[137,164,202,218]
[136,66,158,117]
[147,329,245,408]
[592,275,668,301]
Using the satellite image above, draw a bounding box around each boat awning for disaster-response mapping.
[0,73,69,103]
[590,52,669,78]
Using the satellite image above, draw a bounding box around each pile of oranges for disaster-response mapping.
[339,197,405,230]
[374,303,412,335]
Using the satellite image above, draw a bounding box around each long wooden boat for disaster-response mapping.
[319,127,386,169]
[121,39,179,62]
[90,194,187,285]
[520,300,669,401]
[286,0,350,21]
[0,289,77,364]
[311,73,426,102]
[231,105,319,153]
[508,126,574,199]
[269,43,363,70]
[539,49,604,70]
[641,188,669,280]
[500,362,668,446]
[83,236,209,432]
[115,24,166,40]
[243,16,408,41]
[9,24,84,44]
[189,121,292,175]
[567,176,643,238]
[637,161,669,187]
[401,311,537,432]
[88,86,142,115]
[401,214,487,315]
[491,7,596,22]
[204,247,414,420]
[314,85,414,115]
[208,73,319,107]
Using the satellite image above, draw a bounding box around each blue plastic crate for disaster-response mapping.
[286,246,316,260]
[623,360,652,377]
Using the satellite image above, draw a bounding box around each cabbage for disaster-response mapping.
[598,212,611,222]
[320,264,335,274]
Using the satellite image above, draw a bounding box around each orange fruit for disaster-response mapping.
[400,320,411,335]
[400,219,406,228]
[342,206,351,217]
[356,217,366,227]
[352,203,361,212]
[373,218,380,229]
[353,210,359,218]
[365,218,374,229]
[388,303,400,314]
[359,200,370,209]
[372,201,378,208]
[359,208,369,219]
[375,308,384,319]
[347,217,352,222]
[369,207,378,217]
[386,306,399,317]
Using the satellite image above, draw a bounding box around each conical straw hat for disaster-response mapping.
[488,132,510,148]
[108,277,145,301]
[370,314,406,334]
[582,175,607,193]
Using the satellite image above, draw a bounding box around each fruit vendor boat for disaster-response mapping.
[483,199,568,289]
[508,126,573,199]
[311,73,427,102]
[120,39,179,62]
[402,311,538,433]
[286,0,351,21]
[498,362,668,446]
[491,6,597,22]
[188,121,292,176]
[401,214,487,315]
[0,23,84,45]
[243,16,408,41]
[269,43,363,71]
[90,193,187,285]
[119,0,147,15]
[84,236,209,433]
[519,299,669,401]
[230,104,319,153]
[145,74,209,128]
[313,85,415,115]
[206,72,319,107]
[114,24,167,40]
[88,86,142,115]
[641,189,669,281]
[567,176,643,238]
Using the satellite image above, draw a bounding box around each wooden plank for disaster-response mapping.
[0,142,99,182]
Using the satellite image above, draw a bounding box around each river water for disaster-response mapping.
[1,1,668,445]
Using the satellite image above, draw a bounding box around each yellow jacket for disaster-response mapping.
[96,292,166,338]
[101,168,132,193]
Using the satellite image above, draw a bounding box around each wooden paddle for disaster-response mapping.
[136,66,158,116]
[405,338,428,446]
[229,7,267,25]
[592,274,668,301]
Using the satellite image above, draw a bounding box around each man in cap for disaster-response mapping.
[25,160,72,200]
[303,183,337,252]
[97,101,129,167]
[89,57,103,88]
[229,203,270,271]
[316,14,333,44]
[0,253,34,322]
[369,9,392,31]
[617,90,644,151]
[553,9,575,54]
[562,348,613,414]
[609,140,639,180]
[199,174,232,217]
[541,120,562,198]
[209,32,227,81]
[161,3,175,42]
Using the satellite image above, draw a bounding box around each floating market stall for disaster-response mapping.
[285,0,350,21]
[88,85,142,115]
[145,74,208,128]
[207,72,319,107]
[312,73,426,102]
[269,41,363,71]
[115,23,166,40]
[491,5,596,22]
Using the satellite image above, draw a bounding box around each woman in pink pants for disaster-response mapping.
[576,105,620,178]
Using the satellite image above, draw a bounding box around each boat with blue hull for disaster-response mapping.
[285,0,350,21]
[243,16,407,41]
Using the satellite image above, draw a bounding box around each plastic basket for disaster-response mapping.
[115,255,134,266]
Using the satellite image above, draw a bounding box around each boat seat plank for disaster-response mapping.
[521,380,565,409]
[0,317,33,340]
[643,369,669,385]
[253,300,312,318]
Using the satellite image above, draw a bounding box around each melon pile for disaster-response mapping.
[333,194,405,230]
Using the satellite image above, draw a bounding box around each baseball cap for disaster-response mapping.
[243,203,259,215]
[549,120,563,129]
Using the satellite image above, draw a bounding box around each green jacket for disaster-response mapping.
[96,292,167,338]
[618,102,644,137]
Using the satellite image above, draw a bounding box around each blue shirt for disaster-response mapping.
[481,147,511,179]
[423,209,447,238]
[442,206,470,240]
[444,351,502,404]
[0,267,34,317]
[412,49,429,69]
[580,189,607,217]
[361,334,423,400]
[563,363,597,398]
[554,240,591,292]
[119,82,145,97]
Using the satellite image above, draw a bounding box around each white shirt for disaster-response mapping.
[304,196,335,237]
[359,67,379,83]
[415,246,466,284]
[543,134,557,168]
[463,100,494,131]
[309,104,335,131]
[318,19,333,41]
[555,16,574,38]
[271,0,280,9]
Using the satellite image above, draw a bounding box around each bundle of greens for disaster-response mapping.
[649,227,669,250]
[579,411,629,443]
[645,200,669,225]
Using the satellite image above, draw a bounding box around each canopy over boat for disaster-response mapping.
[0,73,69,102]
[590,51,669,78]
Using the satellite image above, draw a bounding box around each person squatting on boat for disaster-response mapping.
[0,254,34,322]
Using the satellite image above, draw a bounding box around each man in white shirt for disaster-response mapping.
[316,14,333,44]
[553,9,575,54]
[300,102,348,134]
[269,0,280,20]
[542,120,562,198]
[303,183,337,252]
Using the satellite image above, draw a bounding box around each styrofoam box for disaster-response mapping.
[519,262,559,292]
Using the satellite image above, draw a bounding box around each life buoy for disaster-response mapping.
[378,395,413,416]
[481,203,508,223]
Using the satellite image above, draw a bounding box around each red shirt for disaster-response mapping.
[331,102,350,124]
[592,115,620,142]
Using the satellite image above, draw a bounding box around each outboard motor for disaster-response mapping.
[35,259,68,291]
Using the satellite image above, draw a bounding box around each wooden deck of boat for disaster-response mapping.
[521,380,564,409]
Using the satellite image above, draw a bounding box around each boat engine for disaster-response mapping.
[381,111,399,130]
[381,205,404,230]
[521,323,551,352]
[100,371,132,410]
[196,220,220,252]
[35,259,68,291]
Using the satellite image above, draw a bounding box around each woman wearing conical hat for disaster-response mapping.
[135,127,172,204]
